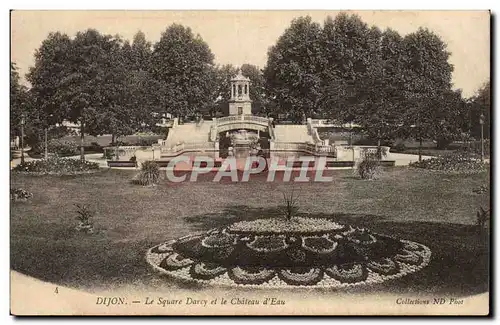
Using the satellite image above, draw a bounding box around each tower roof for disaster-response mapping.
[231,70,250,82]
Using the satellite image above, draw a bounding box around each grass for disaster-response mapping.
[10,167,490,296]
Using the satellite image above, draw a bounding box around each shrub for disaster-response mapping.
[137,138,159,146]
[357,149,385,180]
[104,150,115,160]
[135,161,160,186]
[10,188,33,201]
[74,204,94,234]
[409,151,488,173]
[31,139,80,157]
[357,159,380,180]
[12,157,100,175]
[392,143,406,153]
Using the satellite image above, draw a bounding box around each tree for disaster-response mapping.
[119,31,159,140]
[468,81,490,140]
[211,64,238,117]
[264,16,325,123]
[11,62,29,137]
[28,29,132,161]
[356,28,408,149]
[150,24,217,120]
[400,28,454,160]
[320,13,377,123]
[240,64,268,115]
[26,32,73,134]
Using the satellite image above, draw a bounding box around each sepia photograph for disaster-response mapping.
[9,9,491,316]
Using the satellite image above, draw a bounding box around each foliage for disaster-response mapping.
[74,204,94,234]
[409,151,488,173]
[150,24,217,119]
[476,206,490,230]
[468,81,490,140]
[10,188,33,201]
[240,64,269,115]
[472,184,489,195]
[264,16,325,123]
[357,149,385,180]
[30,139,79,157]
[136,161,161,186]
[13,157,100,174]
[357,159,380,180]
[281,188,299,221]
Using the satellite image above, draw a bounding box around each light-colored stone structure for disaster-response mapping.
[228,71,252,116]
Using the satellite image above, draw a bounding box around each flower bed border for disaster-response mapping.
[146,238,432,290]
[408,166,489,175]
[12,169,102,176]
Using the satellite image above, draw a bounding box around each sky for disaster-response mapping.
[10,10,490,97]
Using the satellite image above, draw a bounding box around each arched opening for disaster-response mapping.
[244,84,248,95]
[218,128,271,159]
[238,85,242,96]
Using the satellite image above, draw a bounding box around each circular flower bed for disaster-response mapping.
[146,217,432,289]
[12,157,100,175]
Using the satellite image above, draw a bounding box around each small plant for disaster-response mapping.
[472,184,489,195]
[10,188,33,202]
[476,206,490,232]
[136,161,160,186]
[281,188,299,221]
[74,204,94,234]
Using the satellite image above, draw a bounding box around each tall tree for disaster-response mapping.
[150,24,217,120]
[211,64,238,116]
[240,64,268,115]
[26,32,73,130]
[120,31,159,139]
[264,16,325,123]
[468,81,490,140]
[320,13,379,123]
[356,28,408,149]
[400,27,454,159]
[11,62,28,137]
[28,29,130,161]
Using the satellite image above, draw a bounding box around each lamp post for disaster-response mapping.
[20,113,25,165]
[479,113,485,162]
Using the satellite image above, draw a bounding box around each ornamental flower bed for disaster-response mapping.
[409,152,488,174]
[12,157,100,175]
[146,217,431,289]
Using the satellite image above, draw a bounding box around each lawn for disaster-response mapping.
[10,167,490,297]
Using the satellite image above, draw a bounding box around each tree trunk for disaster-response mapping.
[377,129,381,160]
[418,138,422,162]
[80,121,85,162]
[377,138,381,161]
[44,127,48,159]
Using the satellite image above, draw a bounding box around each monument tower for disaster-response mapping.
[229,70,252,115]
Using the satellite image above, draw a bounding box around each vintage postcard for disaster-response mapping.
[10,10,490,316]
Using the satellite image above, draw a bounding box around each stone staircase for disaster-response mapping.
[162,120,213,147]
[273,125,315,144]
